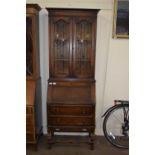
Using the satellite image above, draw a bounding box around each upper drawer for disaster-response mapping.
[26,106,34,114]
[47,104,94,116]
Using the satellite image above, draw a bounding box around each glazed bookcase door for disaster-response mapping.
[73,17,96,78]
[26,15,34,77]
[49,17,72,78]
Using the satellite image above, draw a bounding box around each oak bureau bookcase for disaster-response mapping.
[26,4,42,150]
[46,9,98,150]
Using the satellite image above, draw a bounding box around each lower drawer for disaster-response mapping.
[48,116,94,126]
[48,126,95,132]
[26,115,34,125]
[26,125,34,132]
[26,114,35,133]
[26,133,35,143]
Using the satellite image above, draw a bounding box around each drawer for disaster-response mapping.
[48,126,95,132]
[26,106,34,114]
[48,116,94,126]
[47,105,94,115]
[26,115,34,126]
[26,124,34,132]
[26,133,35,143]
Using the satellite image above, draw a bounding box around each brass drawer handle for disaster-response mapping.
[49,82,56,85]
[55,128,60,131]
[49,82,52,85]
[82,129,87,131]
[82,110,86,114]
[53,82,56,85]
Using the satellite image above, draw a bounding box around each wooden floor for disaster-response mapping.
[27,135,129,155]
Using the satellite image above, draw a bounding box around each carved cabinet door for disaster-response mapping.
[72,17,96,78]
[49,17,72,78]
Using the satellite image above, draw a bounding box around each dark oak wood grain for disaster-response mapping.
[47,9,98,150]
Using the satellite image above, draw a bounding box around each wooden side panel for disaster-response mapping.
[26,80,36,106]
[26,4,42,146]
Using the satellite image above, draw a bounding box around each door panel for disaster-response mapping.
[73,17,95,78]
[49,17,72,78]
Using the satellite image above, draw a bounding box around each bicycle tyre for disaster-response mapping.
[103,104,129,149]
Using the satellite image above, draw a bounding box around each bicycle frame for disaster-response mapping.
[102,100,129,118]
[101,105,117,118]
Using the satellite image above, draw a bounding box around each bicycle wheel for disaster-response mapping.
[103,104,129,149]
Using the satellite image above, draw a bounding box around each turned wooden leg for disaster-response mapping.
[89,132,94,150]
[34,143,38,151]
[47,130,52,149]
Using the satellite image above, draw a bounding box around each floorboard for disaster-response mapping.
[27,135,129,155]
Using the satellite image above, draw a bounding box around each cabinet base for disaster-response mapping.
[26,127,43,151]
[47,130,95,150]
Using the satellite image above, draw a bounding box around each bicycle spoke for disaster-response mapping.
[103,104,129,149]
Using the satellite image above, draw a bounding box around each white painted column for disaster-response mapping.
[95,10,112,135]
[39,9,49,134]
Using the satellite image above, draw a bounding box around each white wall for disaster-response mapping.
[103,40,129,107]
[26,0,112,9]
[27,0,129,135]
